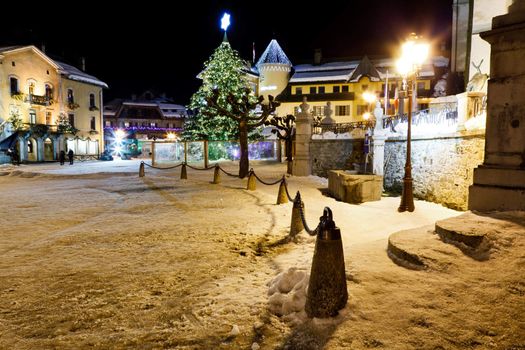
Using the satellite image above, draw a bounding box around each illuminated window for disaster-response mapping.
[105,121,111,127]
[333,86,340,93]
[295,87,302,95]
[124,122,130,128]
[335,105,351,116]
[28,82,35,95]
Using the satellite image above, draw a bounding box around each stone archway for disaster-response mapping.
[44,137,54,161]
[27,138,38,162]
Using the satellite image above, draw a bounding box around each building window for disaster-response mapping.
[46,112,52,125]
[67,89,74,104]
[333,86,340,93]
[150,122,156,127]
[309,87,317,94]
[11,61,15,67]
[45,84,53,99]
[361,84,368,91]
[68,114,75,127]
[89,93,96,108]
[29,110,37,124]
[91,117,96,130]
[295,87,303,95]
[335,105,351,116]
[124,122,130,128]
[10,77,19,94]
[342,85,349,92]
[357,105,368,116]
[318,86,325,94]
[27,140,33,153]
[28,82,35,95]
[105,121,111,127]
[312,106,324,117]
[417,82,426,91]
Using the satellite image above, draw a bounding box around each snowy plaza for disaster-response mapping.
[0,160,523,349]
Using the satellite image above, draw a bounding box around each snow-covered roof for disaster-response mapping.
[0,45,108,88]
[256,40,292,68]
[290,56,443,83]
[57,61,108,88]
[290,70,354,83]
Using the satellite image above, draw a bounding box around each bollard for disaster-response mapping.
[212,164,221,184]
[276,177,289,205]
[289,191,305,237]
[139,162,145,177]
[246,169,256,191]
[181,163,187,179]
[305,207,348,318]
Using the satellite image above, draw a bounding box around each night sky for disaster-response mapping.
[0,0,452,104]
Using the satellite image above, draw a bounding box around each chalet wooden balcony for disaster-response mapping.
[28,94,53,106]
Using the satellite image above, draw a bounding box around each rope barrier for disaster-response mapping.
[141,161,184,170]
[296,191,318,236]
[218,166,239,178]
[283,179,294,202]
[185,163,215,171]
[252,170,284,186]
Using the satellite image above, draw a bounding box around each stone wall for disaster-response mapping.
[310,139,364,178]
[384,133,485,210]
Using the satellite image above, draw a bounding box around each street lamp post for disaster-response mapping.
[396,34,429,213]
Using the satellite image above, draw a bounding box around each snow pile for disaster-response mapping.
[267,267,309,325]
[464,111,486,131]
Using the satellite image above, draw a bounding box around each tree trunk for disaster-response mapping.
[285,137,293,175]
[238,119,249,178]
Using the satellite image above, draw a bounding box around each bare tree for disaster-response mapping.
[205,88,279,178]
[265,114,295,174]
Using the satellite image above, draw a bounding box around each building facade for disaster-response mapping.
[103,91,186,141]
[0,46,107,163]
[252,40,448,123]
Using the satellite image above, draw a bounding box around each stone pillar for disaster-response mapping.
[293,97,312,176]
[18,138,27,162]
[372,135,387,176]
[36,138,45,162]
[469,0,525,211]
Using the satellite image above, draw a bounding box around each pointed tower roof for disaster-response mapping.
[349,56,382,82]
[256,39,292,69]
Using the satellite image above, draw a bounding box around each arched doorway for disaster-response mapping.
[27,138,38,162]
[44,138,54,161]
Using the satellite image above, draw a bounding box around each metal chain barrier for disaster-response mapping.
[185,163,216,171]
[218,166,239,178]
[141,161,184,170]
[283,178,294,202]
[296,191,318,236]
[251,170,284,186]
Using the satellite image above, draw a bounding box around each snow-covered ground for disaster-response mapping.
[0,160,523,349]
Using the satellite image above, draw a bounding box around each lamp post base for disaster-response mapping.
[398,176,415,212]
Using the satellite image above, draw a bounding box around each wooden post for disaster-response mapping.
[204,140,209,168]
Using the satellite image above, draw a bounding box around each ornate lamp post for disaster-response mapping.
[396,34,429,212]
